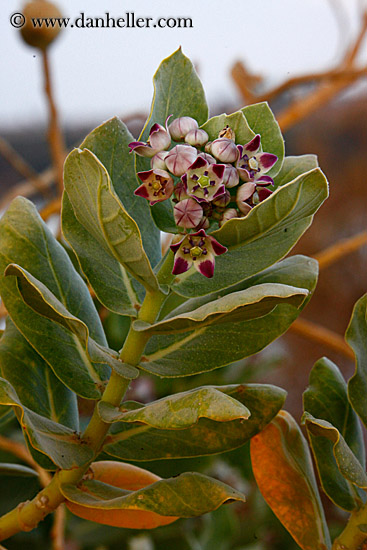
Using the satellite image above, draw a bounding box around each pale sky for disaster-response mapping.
[1,0,366,129]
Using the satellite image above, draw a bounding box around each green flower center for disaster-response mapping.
[152,179,163,192]
[249,157,258,171]
[190,246,203,258]
[197,175,210,188]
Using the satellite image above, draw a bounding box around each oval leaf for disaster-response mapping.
[0,463,38,478]
[63,148,158,293]
[273,155,318,189]
[134,283,308,335]
[251,411,331,550]
[303,357,366,511]
[102,384,286,461]
[0,377,93,469]
[347,294,367,428]
[201,111,254,143]
[0,197,108,400]
[172,168,328,297]
[61,471,245,518]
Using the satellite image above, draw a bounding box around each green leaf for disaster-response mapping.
[241,102,284,177]
[303,357,366,511]
[99,386,250,427]
[61,471,245,517]
[0,318,78,429]
[347,294,367,428]
[251,411,331,550]
[140,47,208,142]
[0,463,38,478]
[0,197,109,400]
[64,148,159,293]
[134,283,308,335]
[0,377,93,469]
[201,111,254,143]
[0,406,14,431]
[172,168,328,297]
[5,264,139,382]
[140,256,318,377]
[81,117,161,268]
[273,155,318,189]
[102,384,286,461]
[62,192,139,316]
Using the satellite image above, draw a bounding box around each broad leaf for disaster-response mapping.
[62,193,139,316]
[63,148,158,293]
[303,357,366,511]
[242,102,284,177]
[5,264,139,381]
[251,411,331,550]
[0,406,13,431]
[0,197,109,400]
[273,155,318,189]
[0,377,93,470]
[0,318,78,429]
[81,117,161,267]
[140,257,317,377]
[140,47,208,142]
[172,168,328,297]
[98,386,250,427]
[61,472,245,517]
[201,111,254,143]
[102,384,286,461]
[347,294,367,428]
[134,283,308,335]
[0,463,38,478]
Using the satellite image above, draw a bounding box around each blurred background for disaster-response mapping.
[1,0,367,549]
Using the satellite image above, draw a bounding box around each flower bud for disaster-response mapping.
[213,189,231,208]
[210,138,238,163]
[174,199,203,228]
[198,153,216,165]
[148,122,171,151]
[236,182,256,214]
[218,125,235,141]
[196,216,210,230]
[222,165,239,188]
[219,208,238,226]
[20,1,63,49]
[151,151,168,170]
[168,117,198,141]
[174,180,189,201]
[205,142,213,153]
[184,129,209,148]
[165,145,197,177]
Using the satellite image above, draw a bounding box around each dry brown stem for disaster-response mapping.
[314,231,367,270]
[0,435,51,488]
[50,505,65,550]
[289,318,354,360]
[42,50,67,195]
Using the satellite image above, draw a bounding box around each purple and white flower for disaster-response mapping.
[165,144,198,177]
[168,116,198,141]
[184,128,209,148]
[182,156,226,203]
[173,198,203,228]
[170,229,227,278]
[134,169,174,205]
[129,118,171,158]
[236,134,277,184]
[210,138,238,163]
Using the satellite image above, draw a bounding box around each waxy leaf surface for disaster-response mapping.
[62,193,139,316]
[81,117,161,267]
[63,148,158,293]
[5,264,139,382]
[102,384,286,461]
[140,257,317,377]
[303,357,366,511]
[201,111,254,144]
[172,168,328,297]
[0,197,108,400]
[0,377,93,469]
[98,386,250,427]
[134,283,308,335]
[61,472,245,517]
[0,463,38,478]
[251,411,331,550]
[0,318,78,429]
[347,294,367,428]
[241,102,284,177]
[273,155,318,189]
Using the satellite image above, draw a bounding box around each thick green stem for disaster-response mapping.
[332,504,367,549]
[0,276,168,543]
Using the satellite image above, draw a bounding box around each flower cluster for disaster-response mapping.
[129,116,277,278]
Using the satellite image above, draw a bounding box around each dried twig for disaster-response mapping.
[0,167,54,212]
[289,318,354,360]
[314,231,367,270]
[41,50,67,195]
[50,505,65,550]
[0,434,51,488]
[40,197,62,221]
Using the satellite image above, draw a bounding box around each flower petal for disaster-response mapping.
[243,134,261,153]
[208,236,228,256]
[172,255,191,275]
[196,257,215,278]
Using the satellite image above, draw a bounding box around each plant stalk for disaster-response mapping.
[0,259,171,542]
[332,504,367,549]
